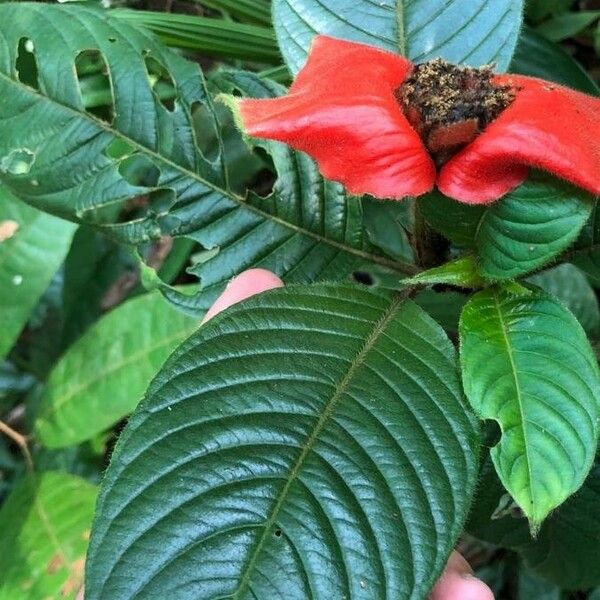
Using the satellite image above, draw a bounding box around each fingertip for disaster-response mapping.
[429,551,494,600]
[202,269,284,323]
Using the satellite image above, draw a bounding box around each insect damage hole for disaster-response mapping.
[75,49,115,123]
[16,38,39,90]
[352,271,375,286]
[144,56,177,112]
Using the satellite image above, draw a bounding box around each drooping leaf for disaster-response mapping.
[510,28,600,95]
[34,291,198,448]
[421,175,593,280]
[0,472,96,600]
[529,264,600,338]
[0,186,77,360]
[0,5,410,315]
[273,0,524,74]
[460,287,600,527]
[86,284,479,600]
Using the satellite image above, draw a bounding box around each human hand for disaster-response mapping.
[204,269,494,600]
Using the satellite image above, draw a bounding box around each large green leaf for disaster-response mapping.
[0,472,96,600]
[0,187,77,359]
[86,284,479,599]
[0,5,410,312]
[273,0,524,75]
[34,291,198,448]
[529,264,600,338]
[421,175,593,280]
[460,288,600,527]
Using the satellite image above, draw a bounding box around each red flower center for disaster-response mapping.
[397,59,516,166]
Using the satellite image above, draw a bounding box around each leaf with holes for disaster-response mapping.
[0,186,77,359]
[273,0,524,75]
[34,291,198,448]
[0,472,96,600]
[86,284,479,600]
[460,287,600,527]
[420,174,593,280]
[0,5,411,313]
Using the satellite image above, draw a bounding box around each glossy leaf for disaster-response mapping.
[86,284,479,600]
[273,0,524,74]
[529,264,600,338]
[0,472,96,600]
[460,287,600,527]
[34,291,198,448]
[421,175,593,280]
[0,187,77,359]
[0,5,411,315]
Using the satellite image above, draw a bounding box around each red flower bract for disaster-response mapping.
[232,36,600,204]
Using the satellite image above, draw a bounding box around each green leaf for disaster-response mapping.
[518,565,561,600]
[187,0,272,26]
[469,453,600,589]
[529,264,600,338]
[0,5,410,314]
[362,196,414,265]
[0,187,77,360]
[526,0,573,22]
[421,175,593,281]
[415,289,467,333]
[460,287,600,527]
[536,11,600,42]
[86,284,479,599]
[273,0,524,75]
[517,459,600,588]
[404,256,484,288]
[59,226,138,349]
[590,588,600,600]
[0,472,96,600]
[34,291,198,448]
[510,27,600,95]
[570,198,600,286]
[112,9,280,62]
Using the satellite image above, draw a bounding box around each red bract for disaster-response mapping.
[233,36,600,204]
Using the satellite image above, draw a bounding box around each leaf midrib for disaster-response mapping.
[492,292,535,512]
[0,71,416,275]
[232,293,406,598]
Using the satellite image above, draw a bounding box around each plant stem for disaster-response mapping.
[0,419,33,470]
